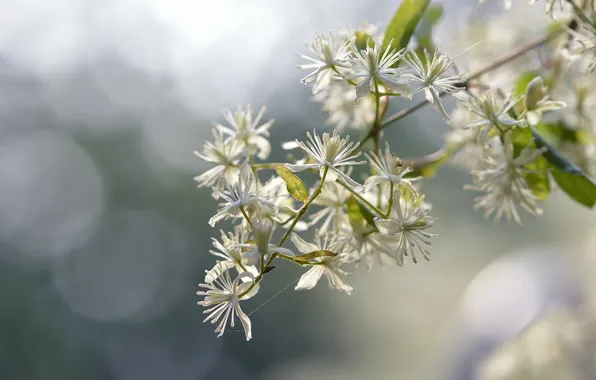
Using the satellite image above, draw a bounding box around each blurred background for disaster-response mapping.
[0,0,595,379]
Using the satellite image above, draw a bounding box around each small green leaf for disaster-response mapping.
[294,250,336,263]
[551,168,596,208]
[355,31,374,51]
[347,196,376,227]
[275,166,309,202]
[382,0,430,60]
[415,4,444,52]
[511,127,551,200]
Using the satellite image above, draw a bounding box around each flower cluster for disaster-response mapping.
[193,0,596,341]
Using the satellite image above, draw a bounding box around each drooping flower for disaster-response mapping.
[346,39,412,102]
[233,219,294,266]
[285,130,365,190]
[194,129,246,191]
[523,76,566,126]
[197,263,259,341]
[363,142,421,194]
[298,32,353,94]
[209,169,275,227]
[403,49,467,121]
[465,135,547,224]
[374,188,439,265]
[291,232,353,294]
[214,105,274,160]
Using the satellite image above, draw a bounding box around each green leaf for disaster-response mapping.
[347,196,376,228]
[530,125,583,175]
[382,0,430,59]
[415,4,444,52]
[294,250,336,263]
[275,166,309,202]
[551,168,596,208]
[511,127,551,200]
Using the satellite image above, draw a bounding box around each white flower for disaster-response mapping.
[209,169,275,227]
[374,189,439,265]
[314,80,377,131]
[461,90,523,143]
[403,49,466,121]
[215,105,274,160]
[205,226,258,283]
[285,130,365,190]
[197,264,259,341]
[298,32,353,94]
[194,129,246,191]
[345,219,397,270]
[234,219,294,266]
[363,142,421,193]
[465,136,546,224]
[258,176,306,230]
[291,232,353,294]
[523,76,566,126]
[346,39,412,102]
[308,181,351,233]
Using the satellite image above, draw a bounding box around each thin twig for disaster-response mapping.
[359,27,566,145]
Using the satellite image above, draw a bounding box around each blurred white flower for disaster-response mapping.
[314,80,377,131]
[461,90,523,143]
[308,181,351,233]
[194,129,246,191]
[209,169,275,227]
[364,142,421,194]
[259,176,306,230]
[298,32,353,94]
[374,189,439,265]
[197,264,259,341]
[291,232,353,294]
[286,130,365,190]
[233,219,294,266]
[465,136,546,224]
[215,105,274,160]
[403,49,466,121]
[345,218,397,270]
[346,39,411,102]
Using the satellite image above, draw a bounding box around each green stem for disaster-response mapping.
[386,182,394,218]
[239,167,329,298]
[240,206,253,229]
[252,162,284,170]
[336,180,385,218]
[278,166,329,246]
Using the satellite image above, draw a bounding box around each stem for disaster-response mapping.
[278,166,329,247]
[360,27,566,144]
[252,162,284,170]
[386,182,394,218]
[336,180,386,218]
[240,206,253,228]
[239,167,330,298]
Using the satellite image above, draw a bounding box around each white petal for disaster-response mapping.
[286,163,319,172]
[234,302,253,341]
[374,218,402,235]
[205,260,236,283]
[325,268,353,294]
[290,233,319,254]
[363,175,387,193]
[295,266,325,291]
